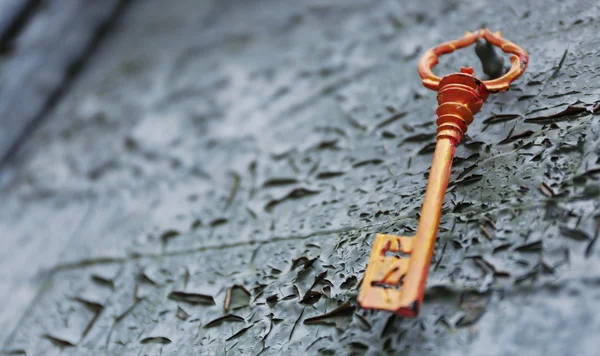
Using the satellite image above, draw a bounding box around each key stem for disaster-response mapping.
[398,137,455,312]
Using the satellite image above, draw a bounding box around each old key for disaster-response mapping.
[358,29,528,317]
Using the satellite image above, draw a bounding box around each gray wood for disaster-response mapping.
[0,0,126,346]
[0,0,37,40]
[0,0,125,164]
[2,0,600,354]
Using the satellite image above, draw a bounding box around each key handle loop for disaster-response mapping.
[418,29,528,92]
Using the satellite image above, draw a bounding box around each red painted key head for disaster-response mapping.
[418,29,528,93]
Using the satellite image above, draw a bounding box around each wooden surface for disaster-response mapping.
[0,0,127,346]
[1,0,600,354]
[0,0,38,46]
[0,0,127,164]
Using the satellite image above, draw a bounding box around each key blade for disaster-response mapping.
[358,234,420,317]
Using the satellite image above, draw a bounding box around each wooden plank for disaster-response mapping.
[0,0,39,45]
[2,0,600,354]
[0,0,129,346]
[0,0,127,164]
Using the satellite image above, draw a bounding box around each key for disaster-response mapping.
[358,29,528,317]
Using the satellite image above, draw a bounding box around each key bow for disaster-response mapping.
[418,29,529,92]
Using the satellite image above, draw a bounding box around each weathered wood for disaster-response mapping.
[0,0,39,49]
[0,0,128,346]
[2,0,600,354]
[0,0,127,164]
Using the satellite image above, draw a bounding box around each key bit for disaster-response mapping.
[359,29,528,317]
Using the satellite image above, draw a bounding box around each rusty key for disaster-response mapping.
[358,29,528,317]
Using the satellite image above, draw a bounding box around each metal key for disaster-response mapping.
[358,29,528,317]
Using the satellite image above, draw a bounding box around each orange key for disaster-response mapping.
[358,29,528,317]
